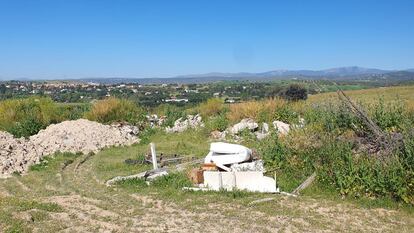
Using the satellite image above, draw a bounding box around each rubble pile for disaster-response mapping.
[0,132,39,176]
[0,119,140,177]
[230,118,259,134]
[165,114,204,133]
[208,118,295,141]
[188,142,278,193]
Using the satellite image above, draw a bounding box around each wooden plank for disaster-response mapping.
[292,172,316,195]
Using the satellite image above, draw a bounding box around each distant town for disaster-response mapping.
[1,75,414,107]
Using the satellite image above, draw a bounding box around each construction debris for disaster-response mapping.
[230,118,259,135]
[204,142,252,165]
[255,123,270,140]
[1,119,140,177]
[230,160,264,172]
[188,168,204,184]
[210,130,227,140]
[165,114,204,133]
[203,171,278,193]
[186,142,278,193]
[273,121,290,135]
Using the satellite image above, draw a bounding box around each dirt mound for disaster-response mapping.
[0,119,140,177]
[0,132,39,176]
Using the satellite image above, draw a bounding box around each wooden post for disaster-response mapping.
[150,143,158,170]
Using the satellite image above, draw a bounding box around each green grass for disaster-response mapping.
[0,196,62,233]
[0,102,413,231]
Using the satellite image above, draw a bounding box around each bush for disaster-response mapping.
[198,98,226,119]
[317,140,413,203]
[259,123,413,203]
[85,97,144,125]
[282,84,308,101]
[274,105,299,124]
[57,103,90,120]
[227,98,287,123]
[205,114,229,132]
[0,97,60,137]
[158,104,187,127]
[371,98,405,131]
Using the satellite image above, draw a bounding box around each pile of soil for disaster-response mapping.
[0,119,139,177]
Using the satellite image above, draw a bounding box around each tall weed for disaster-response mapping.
[0,97,60,137]
[85,97,145,124]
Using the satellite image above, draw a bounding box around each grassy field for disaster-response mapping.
[0,128,413,232]
[308,85,414,107]
[1,85,414,232]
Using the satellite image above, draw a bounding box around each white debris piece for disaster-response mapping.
[165,114,204,133]
[230,118,258,134]
[255,122,270,140]
[204,142,251,165]
[210,130,227,140]
[203,171,277,193]
[262,122,269,133]
[292,117,305,129]
[273,121,290,135]
[230,160,265,172]
[111,122,139,135]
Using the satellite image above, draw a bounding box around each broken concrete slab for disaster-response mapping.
[203,171,277,193]
[230,160,265,172]
[230,118,259,135]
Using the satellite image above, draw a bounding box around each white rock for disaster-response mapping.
[255,123,270,140]
[262,123,269,134]
[230,118,259,134]
[273,121,290,135]
[165,114,204,133]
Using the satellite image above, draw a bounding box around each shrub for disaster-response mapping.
[155,104,186,127]
[371,98,405,131]
[227,98,287,123]
[57,103,90,120]
[282,84,308,101]
[198,98,226,118]
[258,132,289,172]
[205,114,229,132]
[274,105,299,124]
[315,139,413,204]
[0,97,60,137]
[85,97,144,125]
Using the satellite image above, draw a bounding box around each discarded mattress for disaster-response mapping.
[204,142,251,165]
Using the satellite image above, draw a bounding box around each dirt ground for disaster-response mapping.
[0,148,413,233]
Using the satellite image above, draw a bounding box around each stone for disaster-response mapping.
[210,130,226,140]
[230,118,259,134]
[273,121,290,135]
[165,114,204,133]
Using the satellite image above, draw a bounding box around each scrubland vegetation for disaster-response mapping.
[1,86,413,204]
[0,84,413,232]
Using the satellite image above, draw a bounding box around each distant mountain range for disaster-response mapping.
[175,66,400,78]
[2,66,414,84]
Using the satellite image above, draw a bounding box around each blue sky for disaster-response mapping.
[0,0,413,79]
